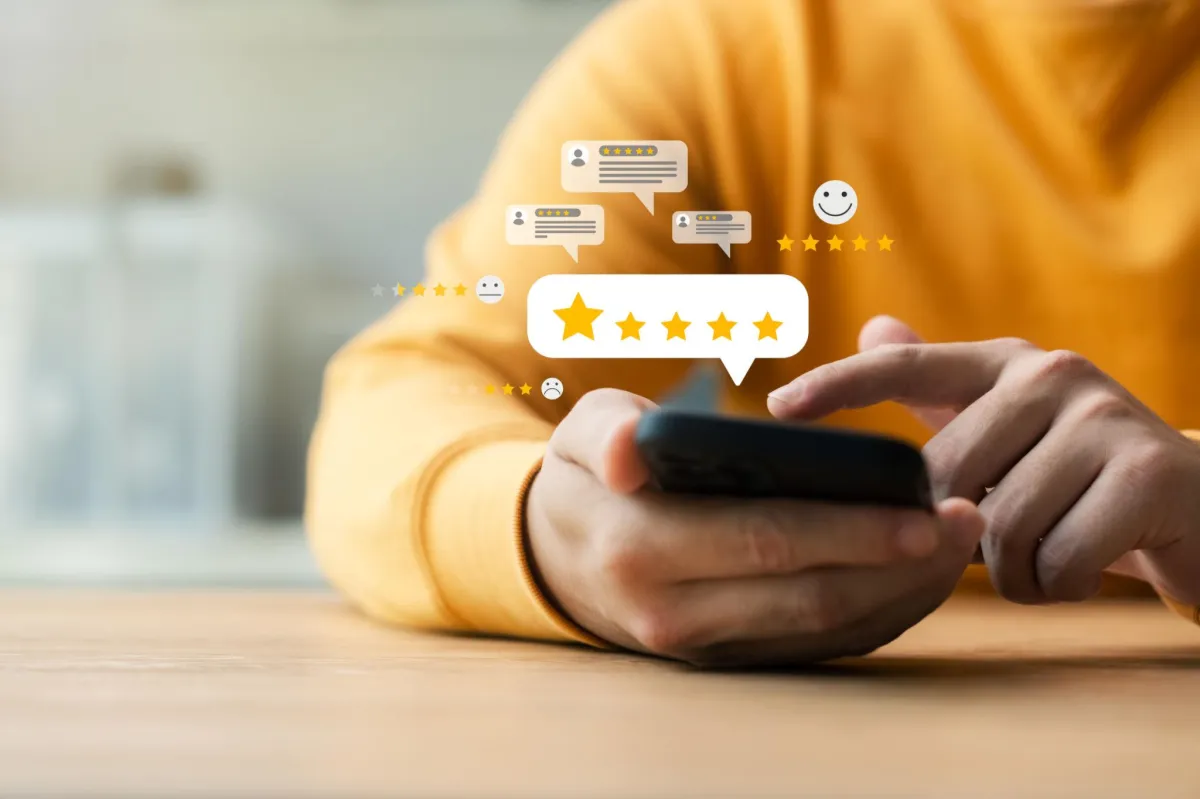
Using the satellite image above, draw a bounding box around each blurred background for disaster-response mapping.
[0,0,614,587]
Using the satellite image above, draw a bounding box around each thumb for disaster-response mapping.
[548,388,658,495]
[857,315,959,431]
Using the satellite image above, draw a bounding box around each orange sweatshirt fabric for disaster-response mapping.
[307,0,1200,642]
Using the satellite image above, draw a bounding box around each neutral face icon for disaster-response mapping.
[475,275,505,304]
[813,180,858,225]
[540,377,563,400]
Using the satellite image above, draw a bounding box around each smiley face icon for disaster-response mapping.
[812,180,858,225]
[475,275,506,304]
[540,377,564,400]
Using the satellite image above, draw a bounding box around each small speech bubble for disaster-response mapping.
[527,273,808,386]
[561,140,688,215]
[673,211,752,257]
[506,205,605,263]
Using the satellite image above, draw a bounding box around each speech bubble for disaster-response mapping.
[561,140,688,215]
[506,204,605,263]
[673,211,752,257]
[527,273,808,386]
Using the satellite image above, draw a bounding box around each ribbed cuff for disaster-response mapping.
[423,438,606,645]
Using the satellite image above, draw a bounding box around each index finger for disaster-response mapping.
[768,339,1027,420]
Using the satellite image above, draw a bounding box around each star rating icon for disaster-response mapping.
[617,312,645,340]
[708,312,736,340]
[380,281,471,298]
[780,233,895,253]
[754,312,783,340]
[663,312,691,340]
[554,293,604,340]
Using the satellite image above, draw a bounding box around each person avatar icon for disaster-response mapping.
[676,213,690,228]
[569,145,589,167]
[512,210,525,226]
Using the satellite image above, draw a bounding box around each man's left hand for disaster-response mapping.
[768,316,1200,606]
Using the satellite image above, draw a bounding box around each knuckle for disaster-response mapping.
[998,336,1033,350]
[1035,542,1091,602]
[1031,349,1095,383]
[787,580,843,634]
[1118,442,1171,486]
[1069,390,1133,424]
[627,606,691,656]
[593,525,649,590]
[736,510,795,574]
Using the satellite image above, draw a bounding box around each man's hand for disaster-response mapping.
[768,315,1200,607]
[525,388,984,667]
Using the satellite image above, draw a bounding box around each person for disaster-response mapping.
[677,214,689,228]
[307,0,1200,666]
[513,210,524,226]
[571,147,587,167]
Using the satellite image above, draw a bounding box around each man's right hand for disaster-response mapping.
[525,389,985,667]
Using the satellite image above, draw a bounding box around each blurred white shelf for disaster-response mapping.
[0,522,324,587]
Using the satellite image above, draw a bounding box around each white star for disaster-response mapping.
[371,284,384,297]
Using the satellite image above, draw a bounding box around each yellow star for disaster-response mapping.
[624,147,633,155]
[519,383,533,396]
[502,384,515,396]
[635,147,644,155]
[394,284,406,297]
[852,235,869,251]
[708,312,736,340]
[454,283,467,296]
[484,384,496,395]
[754,312,783,340]
[802,235,819,251]
[433,284,447,296]
[554,293,604,340]
[601,147,610,156]
[827,235,844,251]
[663,312,691,340]
[413,283,427,296]
[878,234,894,251]
[777,234,794,252]
[616,312,645,340]
[536,209,545,216]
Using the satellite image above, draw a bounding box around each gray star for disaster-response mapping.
[371,284,384,297]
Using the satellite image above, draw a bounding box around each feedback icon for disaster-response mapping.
[562,140,688,215]
[673,211,752,257]
[507,205,604,263]
[527,274,809,386]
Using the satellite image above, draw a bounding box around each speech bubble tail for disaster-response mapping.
[719,355,754,386]
[718,240,732,258]
[563,243,580,263]
[635,191,655,215]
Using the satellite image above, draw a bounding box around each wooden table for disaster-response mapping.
[2,591,1198,798]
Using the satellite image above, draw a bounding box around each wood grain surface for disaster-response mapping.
[2,590,1198,798]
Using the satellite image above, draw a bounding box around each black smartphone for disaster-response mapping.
[634,409,932,510]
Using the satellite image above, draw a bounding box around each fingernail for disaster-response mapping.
[768,380,805,407]
[896,519,938,557]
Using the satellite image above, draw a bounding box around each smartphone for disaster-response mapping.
[634,409,932,510]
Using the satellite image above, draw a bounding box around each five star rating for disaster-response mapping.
[554,293,783,342]
[780,234,894,252]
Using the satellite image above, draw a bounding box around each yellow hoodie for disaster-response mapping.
[307,0,1200,643]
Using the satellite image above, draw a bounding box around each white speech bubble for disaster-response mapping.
[506,204,605,263]
[527,274,808,385]
[673,211,752,257]
[561,140,688,215]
